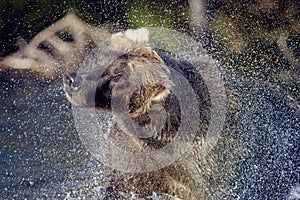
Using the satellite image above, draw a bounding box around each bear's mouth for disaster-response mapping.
[63,84,77,106]
[63,86,72,100]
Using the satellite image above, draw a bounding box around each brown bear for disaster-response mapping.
[63,28,219,199]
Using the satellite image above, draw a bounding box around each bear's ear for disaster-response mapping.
[127,47,165,65]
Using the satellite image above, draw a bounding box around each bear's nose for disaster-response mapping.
[64,72,82,91]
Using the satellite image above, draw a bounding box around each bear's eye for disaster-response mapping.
[112,74,123,82]
[114,63,127,74]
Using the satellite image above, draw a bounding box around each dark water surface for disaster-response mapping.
[0,68,299,199]
[0,71,105,199]
[223,76,299,199]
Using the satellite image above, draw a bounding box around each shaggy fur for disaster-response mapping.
[63,28,214,199]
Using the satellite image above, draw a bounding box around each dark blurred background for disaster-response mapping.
[2,0,298,99]
[0,0,190,57]
[1,0,298,56]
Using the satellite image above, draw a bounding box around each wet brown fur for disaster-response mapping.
[63,35,216,199]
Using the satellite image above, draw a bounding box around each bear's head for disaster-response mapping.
[63,46,173,121]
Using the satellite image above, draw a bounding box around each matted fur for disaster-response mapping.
[63,28,216,199]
